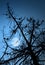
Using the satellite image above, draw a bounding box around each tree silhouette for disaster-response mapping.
[0,4,45,65]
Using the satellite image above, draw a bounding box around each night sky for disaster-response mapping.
[0,0,45,58]
[0,0,45,28]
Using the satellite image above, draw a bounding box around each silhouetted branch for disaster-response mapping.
[0,3,45,65]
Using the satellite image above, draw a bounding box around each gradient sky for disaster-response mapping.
[0,0,45,28]
[0,0,45,58]
[0,0,45,30]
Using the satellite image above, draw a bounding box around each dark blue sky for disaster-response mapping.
[0,0,45,57]
[0,0,45,18]
[0,0,45,29]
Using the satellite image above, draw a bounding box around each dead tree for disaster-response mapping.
[0,4,45,65]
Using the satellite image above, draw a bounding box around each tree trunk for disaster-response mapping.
[29,47,40,65]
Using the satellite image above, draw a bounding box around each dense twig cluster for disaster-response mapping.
[0,4,45,65]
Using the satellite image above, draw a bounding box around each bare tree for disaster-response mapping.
[0,4,45,65]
